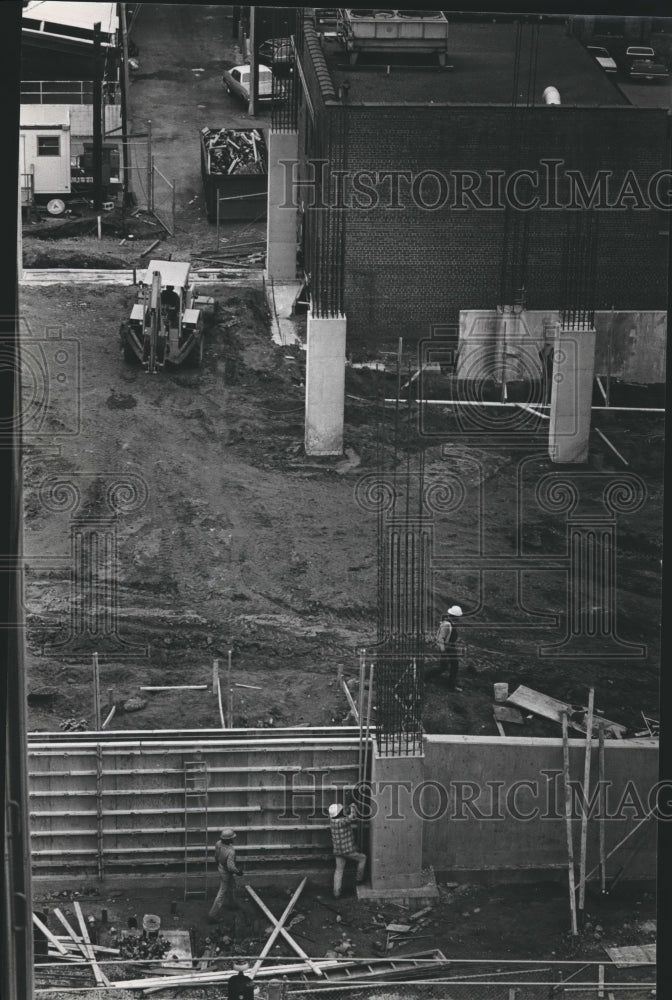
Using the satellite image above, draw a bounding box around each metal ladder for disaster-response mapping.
[183,760,209,900]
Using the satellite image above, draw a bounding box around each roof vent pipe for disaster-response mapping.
[543,86,561,105]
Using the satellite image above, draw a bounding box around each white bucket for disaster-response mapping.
[493,682,509,703]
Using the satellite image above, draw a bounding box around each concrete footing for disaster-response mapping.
[304,311,346,456]
[266,130,298,280]
[548,325,596,463]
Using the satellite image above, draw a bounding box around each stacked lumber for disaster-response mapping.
[205,129,267,176]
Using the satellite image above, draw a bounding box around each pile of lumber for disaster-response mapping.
[34,903,118,988]
[205,128,267,175]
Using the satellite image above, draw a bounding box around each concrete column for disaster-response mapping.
[548,325,596,464]
[266,129,298,280]
[304,311,346,456]
[365,748,437,894]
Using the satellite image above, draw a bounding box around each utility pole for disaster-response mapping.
[248,5,257,117]
[118,3,132,207]
[92,21,103,210]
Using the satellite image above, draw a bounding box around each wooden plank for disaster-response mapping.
[561,711,579,936]
[599,725,607,893]
[73,900,111,988]
[140,685,209,692]
[33,913,68,955]
[493,704,524,725]
[341,679,360,723]
[578,688,595,915]
[52,907,91,962]
[246,880,322,977]
[507,685,626,736]
[493,716,506,737]
[604,944,656,968]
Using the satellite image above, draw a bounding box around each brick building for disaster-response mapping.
[268,13,670,353]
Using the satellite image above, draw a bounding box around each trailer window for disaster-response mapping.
[37,135,61,156]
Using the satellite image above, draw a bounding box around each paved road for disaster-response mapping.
[616,77,672,109]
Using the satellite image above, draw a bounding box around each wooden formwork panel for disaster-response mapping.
[28,738,361,876]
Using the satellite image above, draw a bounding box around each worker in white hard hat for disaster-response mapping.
[427,605,463,691]
[208,827,243,920]
[328,802,366,899]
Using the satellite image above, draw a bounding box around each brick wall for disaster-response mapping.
[307,104,669,349]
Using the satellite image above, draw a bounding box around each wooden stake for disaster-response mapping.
[599,724,607,893]
[92,652,101,730]
[598,963,605,997]
[578,688,595,915]
[216,673,226,729]
[212,659,219,696]
[561,710,579,936]
[227,649,233,727]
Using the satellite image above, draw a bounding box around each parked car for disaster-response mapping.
[586,45,618,74]
[624,46,669,81]
[222,64,285,103]
[257,37,294,75]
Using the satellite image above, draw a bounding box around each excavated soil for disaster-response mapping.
[20,281,663,737]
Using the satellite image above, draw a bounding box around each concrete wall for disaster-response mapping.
[458,309,668,385]
[422,735,658,881]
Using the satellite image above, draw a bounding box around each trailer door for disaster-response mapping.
[32,128,70,195]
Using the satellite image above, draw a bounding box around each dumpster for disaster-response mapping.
[200,126,268,223]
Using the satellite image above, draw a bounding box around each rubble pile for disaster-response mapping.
[117,932,172,961]
[204,129,267,176]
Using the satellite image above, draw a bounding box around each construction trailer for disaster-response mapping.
[20,104,122,214]
[19,104,71,209]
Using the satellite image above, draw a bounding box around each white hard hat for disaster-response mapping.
[447,605,463,617]
[328,803,344,818]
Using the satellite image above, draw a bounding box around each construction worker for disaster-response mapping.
[208,828,243,920]
[160,285,179,329]
[227,960,254,1000]
[328,803,366,899]
[427,605,463,691]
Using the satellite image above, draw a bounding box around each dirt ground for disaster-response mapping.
[20,279,663,738]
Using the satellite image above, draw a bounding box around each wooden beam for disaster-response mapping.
[32,913,68,955]
[73,900,111,988]
[247,877,312,977]
[140,685,209,692]
[578,688,595,916]
[599,724,607,894]
[341,679,360,723]
[561,711,579,936]
[245,883,322,976]
[493,715,506,737]
[52,907,90,962]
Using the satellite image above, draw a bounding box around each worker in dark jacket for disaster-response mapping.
[426,605,463,690]
[208,828,243,919]
[227,961,254,1000]
[329,803,366,899]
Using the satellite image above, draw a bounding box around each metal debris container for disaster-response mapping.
[200,126,268,223]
